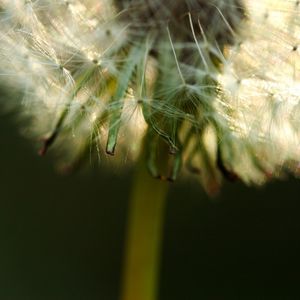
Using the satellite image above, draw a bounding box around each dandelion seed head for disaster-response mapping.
[0,0,300,192]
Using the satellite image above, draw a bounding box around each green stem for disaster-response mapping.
[120,159,169,300]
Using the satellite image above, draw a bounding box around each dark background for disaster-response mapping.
[1,113,300,300]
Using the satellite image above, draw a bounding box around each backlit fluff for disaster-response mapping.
[0,0,299,194]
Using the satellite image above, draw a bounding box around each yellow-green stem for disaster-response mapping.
[120,160,169,300]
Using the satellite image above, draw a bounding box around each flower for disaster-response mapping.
[0,0,299,194]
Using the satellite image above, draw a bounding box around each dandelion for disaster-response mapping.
[1,0,299,189]
[0,1,300,299]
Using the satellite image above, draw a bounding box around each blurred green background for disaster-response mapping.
[1,112,300,300]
